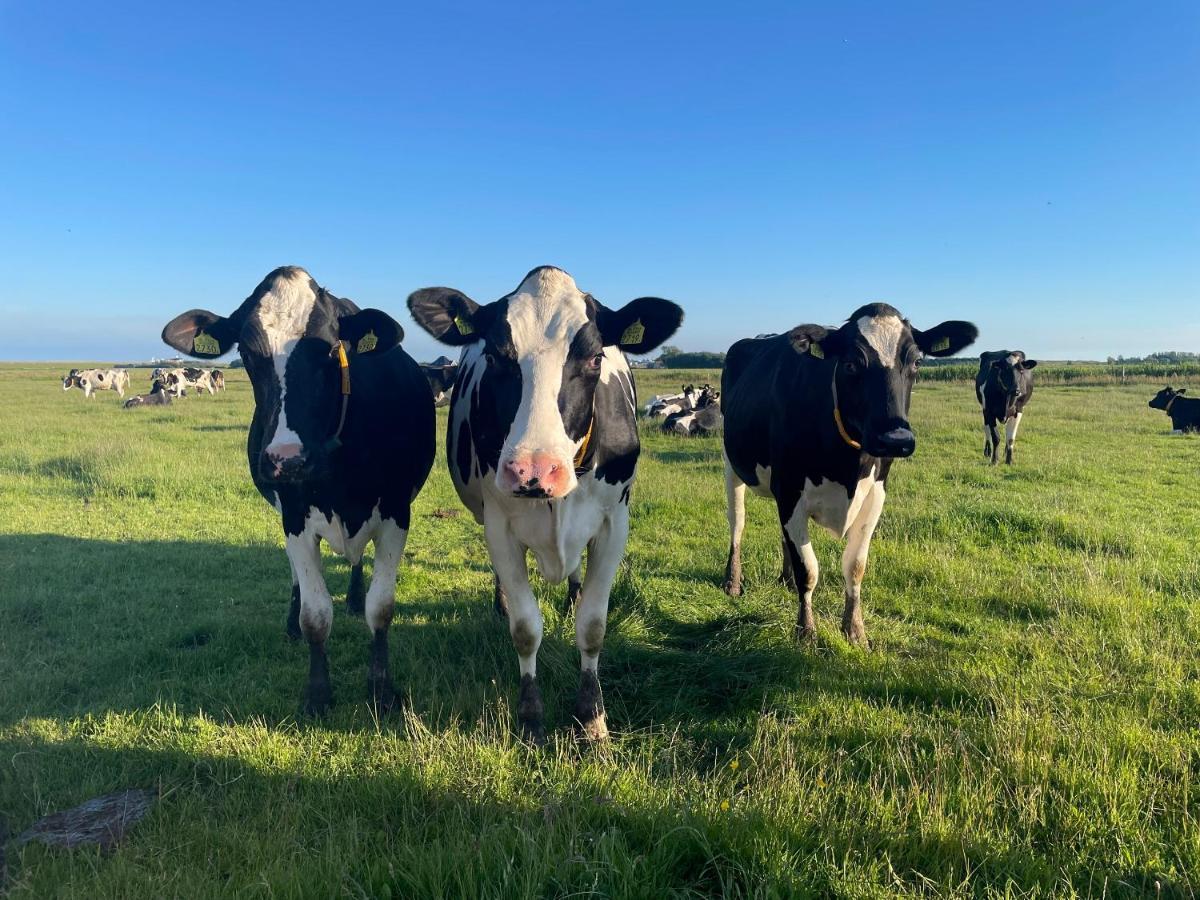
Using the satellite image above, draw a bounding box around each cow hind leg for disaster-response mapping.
[1005,412,1022,465]
[778,536,797,589]
[723,455,747,596]
[346,563,366,616]
[988,422,1002,466]
[781,502,819,642]
[287,531,335,715]
[573,509,629,742]
[363,520,408,713]
[841,484,887,647]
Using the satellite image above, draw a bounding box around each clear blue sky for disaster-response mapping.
[1,1,1196,363]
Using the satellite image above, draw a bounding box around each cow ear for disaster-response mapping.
[596,297,684,353]
[339,308,403,354]
[1178,388,1187,395]
[787,324,832,358]
[912,321,978,357]
[162,310,237,359]
[1021,359,1038,370]
[408,288,483,345]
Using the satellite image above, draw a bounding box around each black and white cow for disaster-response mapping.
[421,363,457,407]
[62,368,129,398]
[210,368,226,391]
[721,303,977,645]
[662,386,721,436]
[123,378,173,408]
[408,266,682,743]
[645,384,697,418]
[162,266,434,714]
[162,367,218,397]
[1149,386,1200,434]
[976,350,1037,465]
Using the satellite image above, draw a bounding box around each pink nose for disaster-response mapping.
[500,451,572,497]
[267,442,303,461]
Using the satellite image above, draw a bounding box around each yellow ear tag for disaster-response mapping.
[454,314,474,336]
[193,332,220,355]
[620,319,645,346]
[356,331,378,353]
[809,342,824,359]
[932,336,950,353]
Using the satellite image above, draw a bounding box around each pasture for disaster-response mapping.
[1,362,1198,897]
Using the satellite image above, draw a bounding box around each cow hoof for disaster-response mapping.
[368,677,398,714]
[574,713,609,743]
[723,580,742,597]
[794,625,816,644]
[520,719,547,748]
[573,670,607,742]
[842,625,870,648]
[303,686,334,717]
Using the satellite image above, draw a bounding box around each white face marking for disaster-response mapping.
[501,268,591,470]
[856,315,905,368]
[256,269,318,453]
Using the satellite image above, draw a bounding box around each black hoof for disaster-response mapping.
[573,671,608,742]
[520,719,547,747]
[368,677,398,714]
[303,684,334,717]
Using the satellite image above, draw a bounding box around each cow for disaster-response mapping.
[421,363,457,407]
[62,368,128,398]
[162,367,218,397]
[1149,387,1200,434]
[161,265,435,714]
[646,384,697,418]
[662,386,722,436]
[976,350,1037,464]
[210,368,226,391]
[408,265,682,744]
[721,303,977,646]
[123,378,173,408]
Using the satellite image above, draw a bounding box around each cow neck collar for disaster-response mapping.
[1165,395,1178,413]
[831,360,862,451]
[573,405,595,472]
[324,341,352,452]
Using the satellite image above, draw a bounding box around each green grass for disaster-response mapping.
[1,363,1198,898]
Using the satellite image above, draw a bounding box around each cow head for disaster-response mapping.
[985,354,1037,420]
[409,266,682,499]
[161,266,403,484]
[1149,386,1184,411]
[62,370,80,390]
[790,303,977,458]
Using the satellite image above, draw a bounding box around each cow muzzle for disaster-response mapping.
[499,450,575,499]
[869,426,916,459]
[260,443,310,483]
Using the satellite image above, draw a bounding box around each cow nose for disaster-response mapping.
[876,427,916,458]
[500,451,573,498]
[262,443,307,481]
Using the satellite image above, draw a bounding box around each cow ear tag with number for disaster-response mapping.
[932,336,950,353]
[809,342,825,359]
[193,332,220,356]
[620,319,645,346]
[454,314,474,336]
[356,331,378,353]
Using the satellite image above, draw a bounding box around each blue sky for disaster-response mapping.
[1,1,1196,363]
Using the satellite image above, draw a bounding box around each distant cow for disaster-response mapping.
[421,364,457,407]
[210,368,226,391]
[976,350,1037,464]
[62,368,128,398]
[409,265,682,743]
[646,384,697,418]
[162,367,217,397]
[162,265,435,715]
[123,379,173,408]
[662,386,722,436]
[1149,387,1200,434]
[721,303,977,645]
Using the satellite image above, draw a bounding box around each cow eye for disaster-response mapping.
[587,353,603,370]
[843,358,860,375]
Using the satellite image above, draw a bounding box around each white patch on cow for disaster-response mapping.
[256,268,318,454]
[1005,411,1022,447]
[500,268,591,487]
[749,463,773,498]
[724,451,747,552]
[804,464,878,539]
[856,314,904,368]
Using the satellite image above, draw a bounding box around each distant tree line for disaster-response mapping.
[1105,351,1198,364]
[656,346,726,369]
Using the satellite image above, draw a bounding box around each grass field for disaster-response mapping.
[2,362,1198,898]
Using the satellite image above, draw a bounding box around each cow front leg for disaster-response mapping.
[485,511,544,746]
[285,534,318,640]
[492,571,509,618]
[573,509,629,742]
[287,530,335,715]
[723,454,747,596]
[778,537,797,589]
[363,520,408,713]
[987,419,1002,466]
[1004,412,1022,465]
[781,501,818,642]
[841,483,886,647]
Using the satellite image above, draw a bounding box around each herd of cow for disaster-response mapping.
[56,264,1194,742]
[62,365,226,407]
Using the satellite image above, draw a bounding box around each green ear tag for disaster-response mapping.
[193,332,220,355]
[454,314,474,336]
[620,319,645,346]
[356,331,378,353]
[932,336,950,353]
[809,342,825,359]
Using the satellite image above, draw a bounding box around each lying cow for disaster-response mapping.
[977,350,1037,464]
[662,386,722,436]
[162,265,435,714]
[421,363,457,407]
[1149,386,1200,434]
[409,265,682,743]
[721,303,977,645]
[62,368,129,398]
[645,384,697,418]
[123,378,173,408]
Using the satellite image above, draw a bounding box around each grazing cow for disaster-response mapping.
[210,368,226,391]
[62,368,129,398]
[721,303,977,645]
[408,265,682,743]
[1149,387,1200,434]
[162,366,218,397]
[976,350,1037,464]
[123,378,173,408]
[162,265,434,714]
[421,363,457,407]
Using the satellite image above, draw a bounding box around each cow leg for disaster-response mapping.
[778,537,797,589]
[982,420,992,458]
[781,500,818,642]
[286,530,335,715]
[841,483,886,647]
[346,562,366,616]
[286,533,319,639]
[573,508,629,742]
[492,570,509,618]
[485,511,544,745]
[1004,412,1022,465]
[364,520,408,713]
[986,417,1002,466]
[723,455,746,596]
